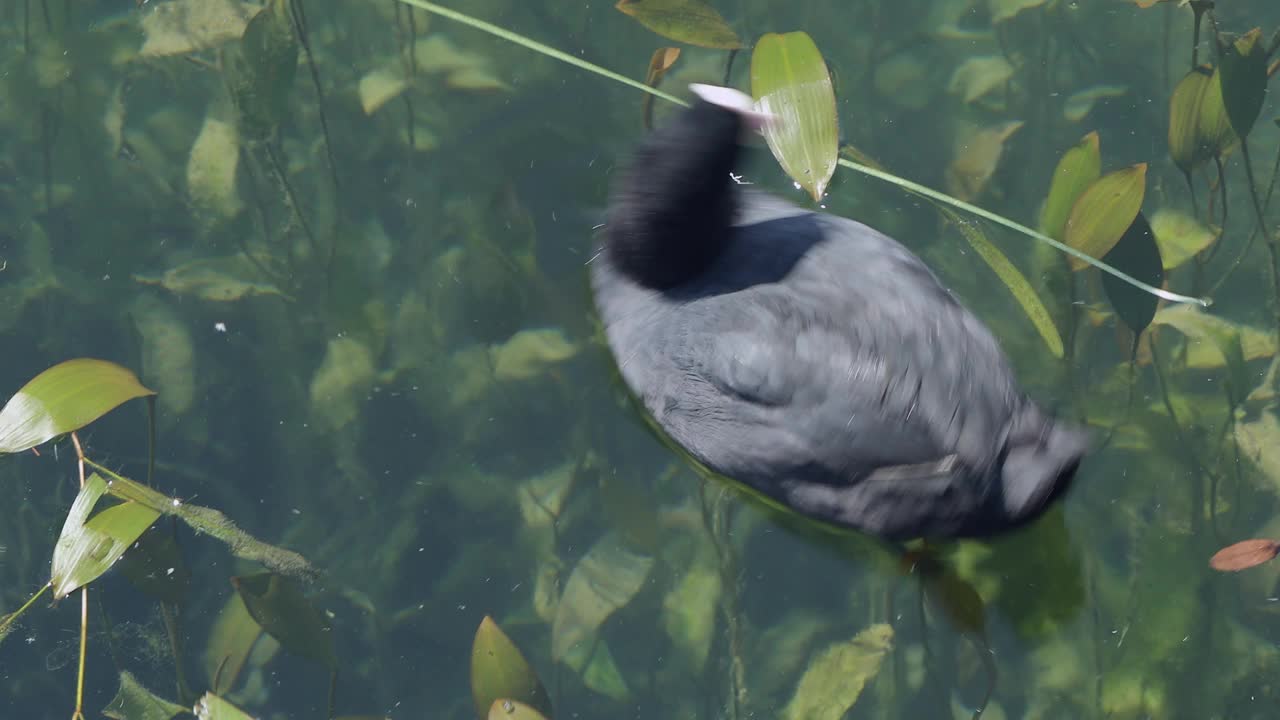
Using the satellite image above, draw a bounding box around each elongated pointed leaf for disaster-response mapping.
[1101,212,1163,337]
[751,32,839,202]
[232,572,334,667]
[471,616,552,720]
[204,592,269,695]
[0,359,155,454]
[488,699,551,720]
[1040,132,1101,241]
[51,474,162,599]
[615,0,742,49]
[194,693,257,720]
[1168,67,1236,174]
[1064,164,1147,271]
[1217,28,1268,140]
[948,212,1063,358]
[551,531,653,662]
[1210,539,1280,571]
[226,0,298,141]
[104,671,187,720]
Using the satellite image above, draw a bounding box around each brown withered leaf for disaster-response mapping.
[1210,539,1280,572]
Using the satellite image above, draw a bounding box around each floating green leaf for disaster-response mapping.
[471,616,552,720]
[194,693,257,720]
[1064,163,1147,271]
[0,359,155,454]
[1101,212,1164,337]
[1168,67,1236,174]
[751,31,839,202]
[1150,208,1217,270]
[51,474,162,600]
[1217,28,1268,140]
[103,671,187,720]
[614,0,742,49]
[232,572,334,667]
[551,531,653,662]
[947,210,1064,358]
[782,623,894,720]
[1040,132,1101,241]
[488,699,551,720]
[225,0,299,140]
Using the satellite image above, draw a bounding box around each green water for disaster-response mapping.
[2,1,1280,718]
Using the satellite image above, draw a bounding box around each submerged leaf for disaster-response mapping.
[358,66,409,115]
[225,0,299,141]
[194,693,257,720]
[51,474,162,599]
[1210,539,1280,571]
[232,572,334,667]
[103,671,187,720]
[134,254,288,302]
[615,0,743,49]
[204,593,270,695]
[947,55,1014,104]
[1063,85,1127,122]
[1064,164,1147,271]
[1101,212,1163,338]
[1040,132,1101,242]
[751,32,839,202]
[782,623,894,720]
[0,359,155,454]
[1149,208,1217,269]
[551,532,654,662]
[188,115,243,220]
[946,120,1024,202]
[471,617,552,720]
[487,700,550,720]
[139,0,259,58]
[1150,304,1275,369]
[989,0,1048,23]
[1216,28,1269,140]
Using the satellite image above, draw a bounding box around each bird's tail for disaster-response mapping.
[998,403,1089,521]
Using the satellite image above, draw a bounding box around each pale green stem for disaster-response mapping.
[392,0,1211,307]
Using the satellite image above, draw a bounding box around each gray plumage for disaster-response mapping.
[591,93,1087,540]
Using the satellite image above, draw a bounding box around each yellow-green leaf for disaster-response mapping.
[1063,163,1147,271]
[1151,304,1276,369]
[51,474,162,600]
[488,699,550,720]
[782,623,894,720]
[1169,67,1236,174]
[751,31,839,202]
[471,616,552,720]
[615,0,742,49]
[948,212,1063,358]
[1040,131,1101,241]
[104,671,187,720]
[232,572,334,667]
[0,359,155,454]
[194,693,257,720]
[1149,208,1217,269]
[1217,28,1268,140]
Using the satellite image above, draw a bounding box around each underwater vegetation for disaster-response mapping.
[2,0,1280,718]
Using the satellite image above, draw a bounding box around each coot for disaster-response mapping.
[590,85,1088,540]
